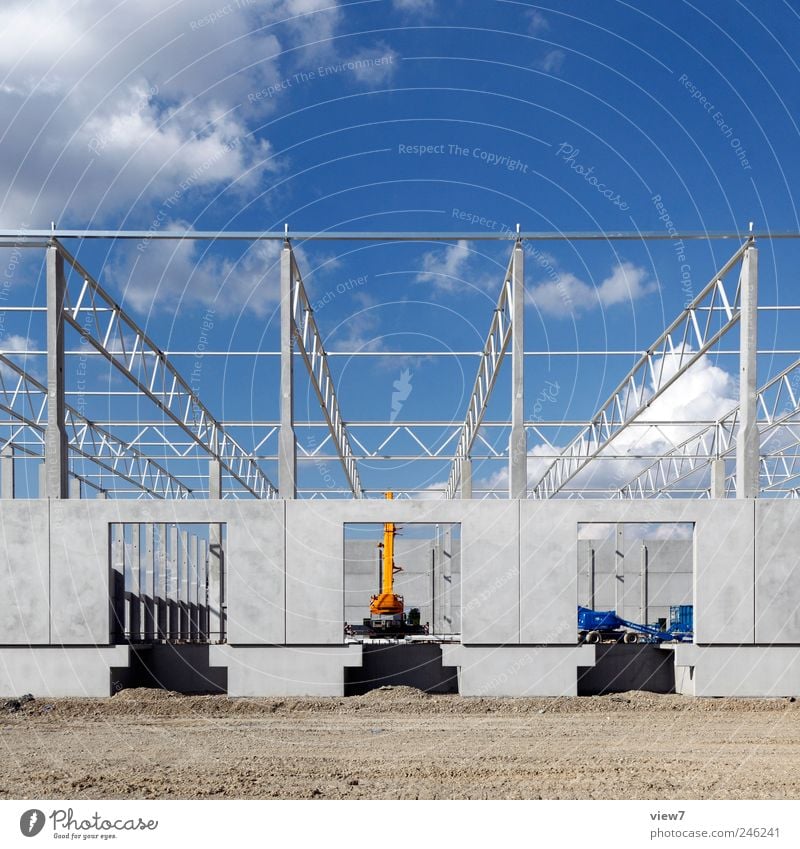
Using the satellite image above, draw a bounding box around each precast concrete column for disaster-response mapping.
[614,524,624,615]
[208,458,225,642]
[711,458,726,498]
[587,547,596,610]
[157,524,168,639]
[443,524,453,633]
[199,538,208,640]
[129,524,141,640]
[1,445,14,498]
[509,241,526,498]
[143,523,155,641]
[279,242,297,498]
[168,525,179,640]
[460,458,472,499]
[640,543,649,625]
[180,529,189,640]
[111,524,125,642]
[68,478,80,498]
[45,246,68,498]
[737,245,759,499]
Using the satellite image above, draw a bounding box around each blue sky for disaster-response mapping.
[1,0,800,496]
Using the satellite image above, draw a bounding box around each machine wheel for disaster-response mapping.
[586,630,601,644]
[623,631,638,644]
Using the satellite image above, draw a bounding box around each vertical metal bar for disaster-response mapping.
[737,245,759,498]
[46,246,68,498]
[509,240,526,498]
[279,243,297,497]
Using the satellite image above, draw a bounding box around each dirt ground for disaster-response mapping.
[1,686,799,800]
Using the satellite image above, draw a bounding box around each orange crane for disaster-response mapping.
[362,492,425,636]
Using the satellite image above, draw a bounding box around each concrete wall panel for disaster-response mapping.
[49,501,109,644]
[755,501,800,643]
[0,501,50,644]
[694,501,755,644]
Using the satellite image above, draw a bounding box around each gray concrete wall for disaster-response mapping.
[0,496,793,697]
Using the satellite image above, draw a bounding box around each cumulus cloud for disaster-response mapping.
[392,0,436,13]
[527,260,658,317]
[109,223,285,318]
[527,10,550,34]
[537,49,566,73]
[0,0,340,227]
[415,240,472,290]
[473,351,738,497]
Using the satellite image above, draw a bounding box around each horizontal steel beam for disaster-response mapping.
[2,229,800,242]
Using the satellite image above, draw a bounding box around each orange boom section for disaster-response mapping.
[369,492,404,617]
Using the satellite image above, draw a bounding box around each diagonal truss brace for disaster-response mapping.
[0,353,190,497]
[618,353,800,498]
[286,245,363,497]
[55,241,277,498]
[445,246,516,498]
[531,239,752,499]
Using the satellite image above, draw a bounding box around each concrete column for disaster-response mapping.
[279,242,297,498]
[460,457,472,499]
[640,543,649,625]
[198,538,208,641]
[614,524,624,615]
[129,524,141,641]
[737,245,759,499]
[1,445,14,498]
[188,533,199,641]
[38,462,46,498]
[208,459,225,642]
[180,530,189,641]
[168,525,179,640]
[45,246,68,499]
[711,458,726,498]
[157,524,168,640]
[509,241,526,498]
[68,477,80,499]
[143,523,155,641]
[443,524,453,632]
[95,489,108,499]
[111,525,125,642]
[587,547,596,610]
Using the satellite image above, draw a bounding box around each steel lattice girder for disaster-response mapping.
[286,245,363,496]
[617,353,800,498]
[444,245,517,498]
[55,241,277,498]
[0,353,190,497]
[530,240,752,499]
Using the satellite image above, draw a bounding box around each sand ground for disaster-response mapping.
[1,687,799,800]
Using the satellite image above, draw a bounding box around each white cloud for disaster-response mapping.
[392,0,436,12]
[110,223,284,318]
[475,352,738,497]
[527,261,658,317]
[526,11,550,34]
[0,0,340,227]
[415,240,471,290]
[537,49,565,73]
[345,43,399,86]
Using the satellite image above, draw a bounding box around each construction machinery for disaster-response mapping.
[578,605,693,644]
[347,492,427,637]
